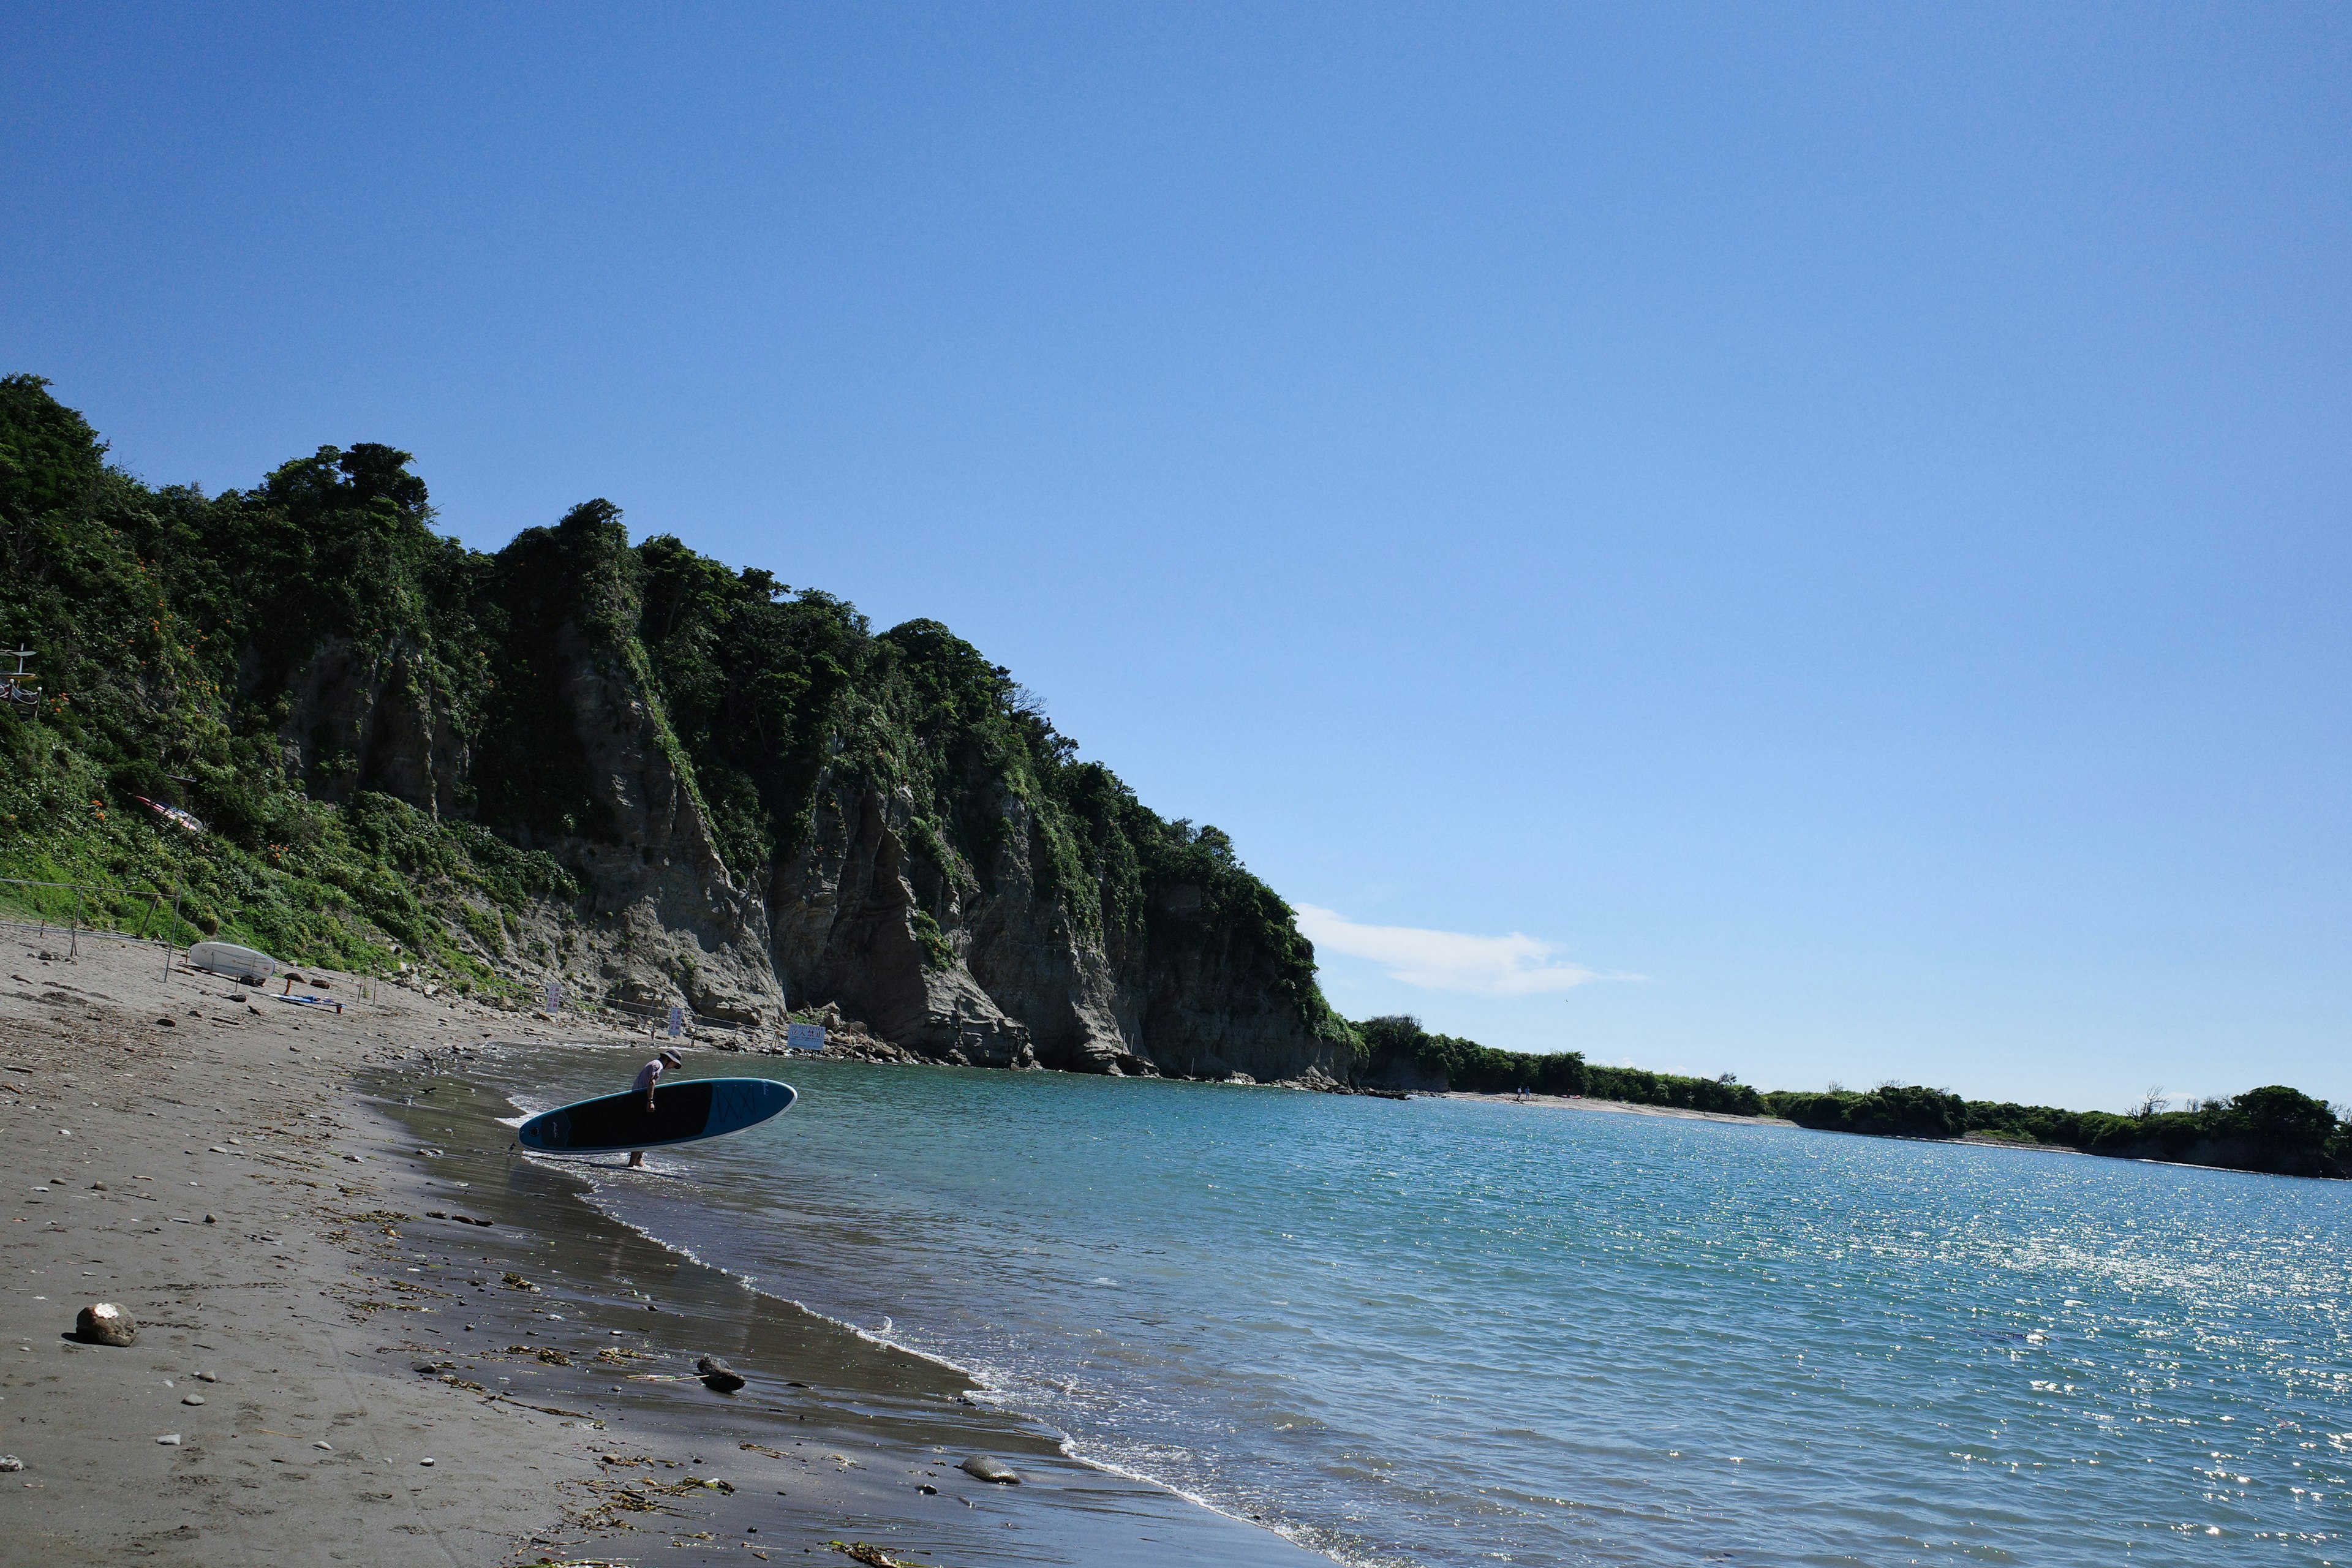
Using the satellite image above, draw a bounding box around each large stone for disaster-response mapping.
[959,1455,1020,1485]
[75,1302,135,1346]
[694,1355,745,1393]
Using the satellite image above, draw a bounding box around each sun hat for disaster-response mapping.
[660,1048,684,1066]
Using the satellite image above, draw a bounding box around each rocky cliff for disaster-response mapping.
[0,377,1354,1082]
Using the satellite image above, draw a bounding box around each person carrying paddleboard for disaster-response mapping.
[627,1047,684,1168]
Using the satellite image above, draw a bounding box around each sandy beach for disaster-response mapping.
[1446,1087,1797,1126]
[0,930,1322,1567]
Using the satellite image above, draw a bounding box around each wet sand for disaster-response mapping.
[0,932,1324,1566]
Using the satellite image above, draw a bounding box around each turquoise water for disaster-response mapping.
[496,1052,2352,1566]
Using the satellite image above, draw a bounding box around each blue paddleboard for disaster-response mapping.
[518,1076,796,1154]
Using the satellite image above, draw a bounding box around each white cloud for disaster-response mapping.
[1293,904,1610,996]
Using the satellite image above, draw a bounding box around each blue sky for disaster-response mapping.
[8,4,2348,1109]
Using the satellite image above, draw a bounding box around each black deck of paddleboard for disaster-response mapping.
[519,1077,795,1153]
[549,1080,713,1150]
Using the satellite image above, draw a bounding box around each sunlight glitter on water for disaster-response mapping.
[487,1052,2352,1567]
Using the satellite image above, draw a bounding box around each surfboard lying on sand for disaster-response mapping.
[185,940,276,982]
[516,1077,797,1155]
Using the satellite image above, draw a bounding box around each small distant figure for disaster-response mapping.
[627,1047,684,1169]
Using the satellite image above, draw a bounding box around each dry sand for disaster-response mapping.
[1448,1088,1796,1126]
[0,931,1322,1567]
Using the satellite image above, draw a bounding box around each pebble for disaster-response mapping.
[181,1395,205,1406]
[193,1371,217,1382]
[960,1455,1021,1485]
[0,1457,20,1472]
[420,1457,435,1467]
[203,1215,216,1225]
[695,1356,747,1393]
[917,1483,937,1494]
[157,1434,181,1446]
[314,1442,333,1452]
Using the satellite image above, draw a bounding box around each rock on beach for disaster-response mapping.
[75,1302,136,1346]
[960,1455,1021,1484]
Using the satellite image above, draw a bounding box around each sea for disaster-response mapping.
[489,1050,2352,1567]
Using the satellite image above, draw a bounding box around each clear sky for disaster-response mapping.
[8,4,2348,1109]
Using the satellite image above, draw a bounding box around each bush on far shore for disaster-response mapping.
[1766,1080,2345,1177]
[1353,1014,1766,1116]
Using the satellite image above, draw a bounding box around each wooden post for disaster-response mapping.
[162,878,184,980]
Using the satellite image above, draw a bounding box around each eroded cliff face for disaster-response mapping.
[767,765,1351,1083]
[271,635,463,818]
[265,546,785,1031]
[533,624,783,1028]
[0,397,1346,1079]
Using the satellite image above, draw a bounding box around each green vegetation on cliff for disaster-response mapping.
[0,372,1342,1046]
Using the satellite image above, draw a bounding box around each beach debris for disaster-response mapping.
[156,1434,181,1446]
[828,1545,907,1568]
[420,1457,435,1467]
[75,1302,137,1346]
[694,1355,745,1393]
[314,1441,333,1452]
[916,1483,937,1494]
[0,1457,20,1472]
[502,1272,541,1292]
[959,1455,1021,1485]
[131,796,206,833]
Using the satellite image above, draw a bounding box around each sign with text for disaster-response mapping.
[785,1022,827,1053]
[667,1003,685,1038]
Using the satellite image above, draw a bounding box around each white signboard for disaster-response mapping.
[543,981,563,1014]
[786,1022,827,1053]
[666,1003,685,1038]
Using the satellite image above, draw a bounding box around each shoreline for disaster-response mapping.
[457,1053,1331,1565]
[1441,1088,2166,1165]
[0,935,1326,1566]
[1444,1087,1797,1126]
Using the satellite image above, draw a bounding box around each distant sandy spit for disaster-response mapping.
[1446,1088,1797,1127]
